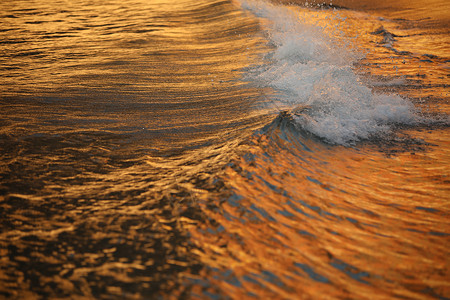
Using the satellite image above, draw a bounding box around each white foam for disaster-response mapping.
[240,0,419,145]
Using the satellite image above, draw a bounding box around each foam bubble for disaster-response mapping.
[240,0,419,145]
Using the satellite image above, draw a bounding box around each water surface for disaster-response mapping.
[0,0,449,299]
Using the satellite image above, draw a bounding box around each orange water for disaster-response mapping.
[0,0,448,299]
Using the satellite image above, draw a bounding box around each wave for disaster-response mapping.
[239,0,420,145]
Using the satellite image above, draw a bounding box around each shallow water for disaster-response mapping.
[0,0,449,299]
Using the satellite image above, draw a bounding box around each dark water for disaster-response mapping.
[0,0,449,299]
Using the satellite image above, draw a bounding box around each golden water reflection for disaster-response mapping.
[190,121,449,299]
[1,0,449,298]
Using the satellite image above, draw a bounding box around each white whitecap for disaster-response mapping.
[240,0,419,145]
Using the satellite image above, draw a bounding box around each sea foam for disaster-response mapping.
[240,0,418,145]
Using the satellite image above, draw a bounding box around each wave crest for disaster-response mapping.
[240,0,419,145]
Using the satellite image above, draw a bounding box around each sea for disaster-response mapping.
[0,0,449,299]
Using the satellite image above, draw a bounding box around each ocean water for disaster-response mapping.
[0,0,449,299]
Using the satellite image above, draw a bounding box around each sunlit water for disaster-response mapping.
[0,0,449,299]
